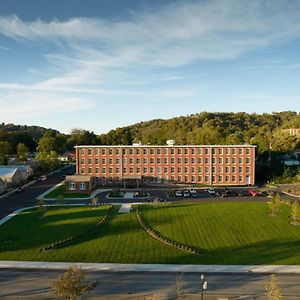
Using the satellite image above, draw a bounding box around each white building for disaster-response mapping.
[0,168,23,186]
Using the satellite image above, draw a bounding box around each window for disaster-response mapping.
[171,148,175,155]
[226,166,230,173]
[69,182,75,190]
[164,148,168,155]
[171,157,175,164]
[192,167,195,173]
[123,167,127,174]
[116,148,120,155]
[79,182,86,191]
[226,157,230,164]
[198,157,202,164]
[212,175,216,182]
[198,166,202,173]
[219,175,223,182]
[116,167,120,173]
[109,148,113,155]
[185,176,188,182]
[226,175,230,182]
[185,148,188,155]
[81,158,85,164]
[164,158,168,164]
[143,167,148,173]
[185,167,188,173]
[150,148,154,155]
[205,148,209,154]
[239,167,243,173]
[171,167,175,173]
[185,158,189,164]
[212,166,216,173]
[205,176,209,182]
[130,148,133,155]
[109,167,113,174]
[178,158,182,164]
[164,167,168,173]
[246,166,250,173]
[95,158,99,164]
[130,167,133,174]
[88,167,92,174]
[226,148,230,155]
[192,158,195,164]
[143,148,147,155]
[81,148,85,155]
[232,166,236,173]
[178,167,182,173]
[80,168,84,174]
[212,157,216,164]
[198,148,202,155]
[219,157,223,164]
[95,167,99,173]
[205,158,209,164]
[157,148,161,155]
[246,148,250,155]
[150,167,154,174]
[157,158,161,164]
[219,166,223,173]
[205,166,209,173]
[136,148,140,155]
[150,158,154,164]
[246,157,250,164]
[178,148,182,155]
[130,158,134,164]
[88,158,92,164]
[102,148,106,155]
[157,167,162,174]
[232,157,236,164]
[232,175,236,182]
[109,158,113,164]
[239,176,243,182]
[88,148,92,155]
[232,148,237,155]
[116,158,120,164]
[143,158,148,164]
[198,175,202,182]
[137,167,141,173]
[136,158,140,164]
[122,148,126,155]
[239,148,243,155]
[178,175,182,183]
[219,148,223,155]
[239,158,243,164]
[102,158,106,164]
[102,167,106,173]
[192,148,195,155]
[212,148,216,154]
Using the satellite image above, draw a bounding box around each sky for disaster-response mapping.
[0,0,300,134]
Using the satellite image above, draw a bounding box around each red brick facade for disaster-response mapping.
[75,145,256,186]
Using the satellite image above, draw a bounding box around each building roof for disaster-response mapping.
[75,144,256,148]
[1,165,31,172]
[0,167,19,177]
[65,175,93,182]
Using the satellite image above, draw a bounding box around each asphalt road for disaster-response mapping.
[0,165,75,219]
[1,269,300,299]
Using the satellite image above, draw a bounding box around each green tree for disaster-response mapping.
[291,201,300,224]
[268,194,281,217]
[0,141,11,164]
[266,274,282,300]
[52,265,97,300]
[16,143,28,161]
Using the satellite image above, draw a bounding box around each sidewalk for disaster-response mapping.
[1,260,300,274]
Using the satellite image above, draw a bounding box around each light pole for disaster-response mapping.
[200,274,207,300]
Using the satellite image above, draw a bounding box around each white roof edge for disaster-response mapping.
[74,144,257,148]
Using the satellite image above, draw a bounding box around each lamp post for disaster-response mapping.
[200,274,208,300]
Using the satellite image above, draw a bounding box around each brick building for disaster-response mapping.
[74,142,256,187]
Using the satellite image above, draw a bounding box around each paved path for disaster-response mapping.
[2,261,300,274]
[118,203,133,213]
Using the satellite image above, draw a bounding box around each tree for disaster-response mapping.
[268,194,281,217]
[16,143,28,161]
[91,197,98,206]
[52,265,97,300]
[291,201,300,224]
[0,141,11,164]
[57,194,65,206]
[266,274,282,300]
[37,199,46,214]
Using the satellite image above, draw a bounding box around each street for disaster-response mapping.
[1,268,300,299]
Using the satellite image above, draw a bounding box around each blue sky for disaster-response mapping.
[0,0,300,134]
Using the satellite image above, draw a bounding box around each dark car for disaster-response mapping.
[16,187,24,193]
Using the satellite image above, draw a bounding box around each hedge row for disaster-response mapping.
[40,205,114,252]
[135,205,204,256]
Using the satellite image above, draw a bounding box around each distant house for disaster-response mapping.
[65,175,96,193]
[0,165,33,182]
[0,168,23,186]
[0,178,6,194]
[283,128,300,136]
[283,159,300,166]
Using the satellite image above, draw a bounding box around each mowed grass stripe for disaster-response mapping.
[141,202,300,265]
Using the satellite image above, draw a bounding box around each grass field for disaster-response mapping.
[141,202,300,264]
[44,185,90,199]
[1,202,300,264]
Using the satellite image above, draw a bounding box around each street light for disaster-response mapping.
[200,274,208,300]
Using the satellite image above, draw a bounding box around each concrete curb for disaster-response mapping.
[36,182,64,200]
[1,261,300,274]
[282,191,300,198]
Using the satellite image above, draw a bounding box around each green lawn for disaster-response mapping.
[44,185,90,199]
[1,202,300,264]
[140,202,300,264]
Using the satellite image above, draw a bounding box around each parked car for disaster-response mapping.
[175,190,183,197]
[208,188,216,196]
[248,189,257,197]
[183,190,190,198]
[16,187,24,193]
[189,188,197,194]
[38,175,47,182]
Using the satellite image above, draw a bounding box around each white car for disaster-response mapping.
[38,175,47,182]
[189,188,197,194]
[175,190,183,197]
[183,190,190,198]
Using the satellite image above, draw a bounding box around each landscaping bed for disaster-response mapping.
[44,184,90,199]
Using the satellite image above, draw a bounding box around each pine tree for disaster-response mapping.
[291,201,300,224]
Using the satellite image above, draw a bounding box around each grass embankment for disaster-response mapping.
[1,202,300,264]
[0,205,183,263]
[44,184,90,199]
[141,202,300,264]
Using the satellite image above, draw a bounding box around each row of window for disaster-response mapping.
[80,147,252,156]
[81,165,251,175]
[69,182,86,191]
[81,156,252,165]
[93,175,248,183]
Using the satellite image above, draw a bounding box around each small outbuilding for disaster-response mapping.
[65,175,96,193]
[0,167,23,187]
[1,165,34,182]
